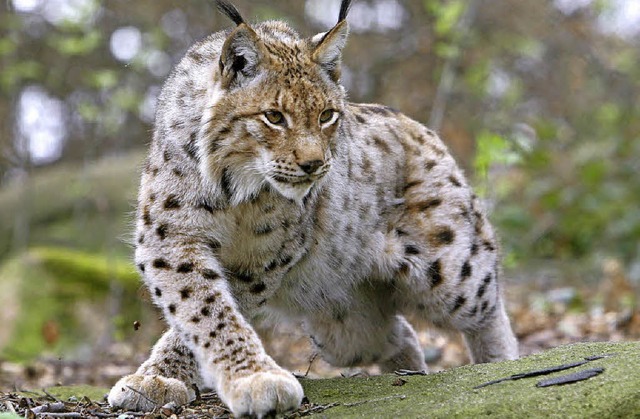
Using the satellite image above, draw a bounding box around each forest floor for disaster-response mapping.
[1,341,639,418]
[0,261,639,417]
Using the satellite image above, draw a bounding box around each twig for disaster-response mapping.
[304,353,318,378]
[394,369,427,376]
[190,383,202,403]
[124,385,157,409]
[307,402,339,412]
[296,402,340,417]
[33,413,82,418]
[340,370,369,378]
[584,354,616,361]
[537,368,605,387]
[31,402,66,414]
[89,412,120,418]
[474,360,588,389]
[474,353,616,389]
[42,388,63,403]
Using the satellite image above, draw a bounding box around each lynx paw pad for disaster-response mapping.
[108,374,194,412]
[221,370,304,418]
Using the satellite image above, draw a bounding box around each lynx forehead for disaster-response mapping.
[109,1,518,417]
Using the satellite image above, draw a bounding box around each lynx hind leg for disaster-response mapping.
[378,315,427,373]
[108,328,201,411]
[306,290,426,373]
[392,236,518,364]
[461,299,518,363]
[394,187,518,363]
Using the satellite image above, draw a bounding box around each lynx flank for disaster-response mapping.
[108,1,518,417]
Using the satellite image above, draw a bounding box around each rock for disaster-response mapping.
[299,341,640,417]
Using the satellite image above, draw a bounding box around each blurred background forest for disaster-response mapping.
[0,0,639,389]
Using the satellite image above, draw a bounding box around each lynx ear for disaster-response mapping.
[312,20,349,82]
[219,24,264,89]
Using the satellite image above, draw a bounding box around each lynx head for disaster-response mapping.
[198,0,353,204]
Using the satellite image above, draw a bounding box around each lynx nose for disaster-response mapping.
[299,159,324,174]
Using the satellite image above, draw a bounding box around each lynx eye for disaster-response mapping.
[264,111,285,125]
[319,109,335,124]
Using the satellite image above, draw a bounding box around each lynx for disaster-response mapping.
[108,1,518,417]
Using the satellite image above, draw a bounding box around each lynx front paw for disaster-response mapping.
[108,374,194,412]
[220,370,304,418]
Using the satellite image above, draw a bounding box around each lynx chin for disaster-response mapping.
[108,0,518,417]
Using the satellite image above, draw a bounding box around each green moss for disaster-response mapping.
[32,246,138,297]
[0,247,144,361]
[300,341,640,417]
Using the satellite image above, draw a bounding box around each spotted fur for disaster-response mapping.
[108,1,517,417]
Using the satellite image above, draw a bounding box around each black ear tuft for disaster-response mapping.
[215,0,245,26]
[338,0,354,23]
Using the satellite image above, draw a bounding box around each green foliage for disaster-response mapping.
[111,87,141,112]
[490,112,640,263]
[473,131,521,198]
[463,58,490,96]
[0,60,42,92]
[76,100,101,122]
[0,37,17,55]
[474,131,520,182]
[424,0,465,36]
[84,69,119,90]
[424,0,469,59]
[48,31,102,56]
